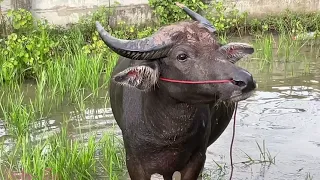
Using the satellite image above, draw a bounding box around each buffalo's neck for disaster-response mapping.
[142,90,207,144]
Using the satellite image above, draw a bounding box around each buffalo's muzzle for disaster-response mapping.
[232,69,256,93]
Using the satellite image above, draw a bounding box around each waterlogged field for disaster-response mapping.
[0,33,319,180]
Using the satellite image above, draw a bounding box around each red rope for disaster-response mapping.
[159,77,233,84]
[159,77,237,179]
[229,102,238,180]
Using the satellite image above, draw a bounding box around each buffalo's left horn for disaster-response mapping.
[175,2,216,33]
[95,22,173,60]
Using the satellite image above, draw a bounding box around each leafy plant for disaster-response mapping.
[6,8,35,34]
[0,8,59,82]
[1,29,58,81]
[148,0,208,25]
[205,0,248,34]
[82,31,110,55]
[76,4,117,41]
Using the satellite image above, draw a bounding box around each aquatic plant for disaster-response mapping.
[0,120,125,180]
[239,140,277,166]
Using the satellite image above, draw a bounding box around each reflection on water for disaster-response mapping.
[0,37,320,179]
[206,91,320,180]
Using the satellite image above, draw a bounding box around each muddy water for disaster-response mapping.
[204,59,320,180]
[1,37,320,180]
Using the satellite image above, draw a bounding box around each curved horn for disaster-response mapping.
[175,2,216,33]
[95,22,173,60]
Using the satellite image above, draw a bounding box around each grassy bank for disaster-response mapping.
[1,1,319,83]
[0,0,319,179]
[0,41,125,179]
[0,6,125,176]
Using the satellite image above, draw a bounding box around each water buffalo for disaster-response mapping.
[96,3,256,180]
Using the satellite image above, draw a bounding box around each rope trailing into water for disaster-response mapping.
[229,102,238,180]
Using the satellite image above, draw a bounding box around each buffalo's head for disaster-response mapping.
[96,3,256,104]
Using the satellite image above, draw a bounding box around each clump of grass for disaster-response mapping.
[104,52,119,85]
[66,51,107,100]
[239,140,277,166]
[277,33,299,61]
[32,70,49,118]
[253,34,274,66]
[45,125,98,179]
[38,45,117,107]
[0,122,126,180]
[100,130,126,180]
[251,31,315,72]
[305,172,313,180]
[0,93,36,137]
[246,10,320,36]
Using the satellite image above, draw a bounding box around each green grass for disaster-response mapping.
[0,32,123,179]
[238,140,277,166]
[0,92,36,137]
[247,30,317,73]
[277,33,300,61]
[0,77,125,180]
[0,125,125,180]
[253,34,274,63]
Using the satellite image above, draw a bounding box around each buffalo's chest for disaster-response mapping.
[144,147,193,174]
[138,123,209,174]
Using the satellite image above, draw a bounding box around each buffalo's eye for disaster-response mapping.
[177,53,188,62]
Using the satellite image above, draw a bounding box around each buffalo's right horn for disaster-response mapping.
[175,2,216,33]
[95,22,173,60]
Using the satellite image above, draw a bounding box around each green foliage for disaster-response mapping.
[247,10,320,35]
[205,0,248,34]
[6,8,35,33]
[1,22,58,81]
[76,5,116,41]
[148,0,208,25]
[137,26,158,38]
[148,0,247,34]
[82,31,109,55]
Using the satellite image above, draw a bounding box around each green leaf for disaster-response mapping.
[16,14,22,20]
[26,44,33,50]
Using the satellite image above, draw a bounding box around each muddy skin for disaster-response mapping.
[96,4,256,180]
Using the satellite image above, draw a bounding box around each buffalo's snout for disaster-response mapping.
[232,69,256,93]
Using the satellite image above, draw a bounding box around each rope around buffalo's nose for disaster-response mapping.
[159,77,239,180]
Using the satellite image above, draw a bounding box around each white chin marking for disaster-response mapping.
[151,173,164,180]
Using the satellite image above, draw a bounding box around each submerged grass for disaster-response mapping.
[0,125,125,180]
[0,92,36,137]
[239,140,277,166]
[249,30,318,73]
[253,34,274,63]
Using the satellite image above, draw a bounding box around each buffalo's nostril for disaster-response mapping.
[232,69,256,93]
[233,80,246,87]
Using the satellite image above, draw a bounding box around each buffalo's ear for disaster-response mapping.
[217,42,254,63]
[113,64,159,91]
